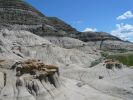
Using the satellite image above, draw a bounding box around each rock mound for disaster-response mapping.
[0,59,61,100]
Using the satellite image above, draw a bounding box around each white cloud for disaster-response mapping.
[111,23,133,41]
[83,27,97,32]
[117,11,133,20]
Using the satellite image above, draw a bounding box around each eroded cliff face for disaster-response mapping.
[0,59,61,100]
[0,0,132,52]
[0,29,100,100]
[0,1,133,100]
[0,0,77,37]
[0,29,99,67]
[0,0,45,25]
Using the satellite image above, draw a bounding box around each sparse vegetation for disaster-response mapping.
[107,53,133,67]
[90,58,102,67]
[101,51,109,57]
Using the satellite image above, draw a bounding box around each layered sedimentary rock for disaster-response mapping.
[0,0,133,100]
[0,0,77,37]
[0,0,45,25]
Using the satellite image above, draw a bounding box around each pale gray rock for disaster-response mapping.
[0,0,132,100]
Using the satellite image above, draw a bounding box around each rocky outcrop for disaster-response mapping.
[0,0,133,52]
[75,32,121,42]
[0,29,99,67]
[73,32,133,51]
[0,28,100,100]
[13,59,60,87]
[0,59,61,100]
[46,17,78,34]
[0,0,46,25]
[0,1,133,100]
[0,0,77,37]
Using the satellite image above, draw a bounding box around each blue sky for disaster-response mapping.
[26,0,133,41]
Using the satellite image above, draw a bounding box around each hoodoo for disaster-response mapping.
[0,0,133,100]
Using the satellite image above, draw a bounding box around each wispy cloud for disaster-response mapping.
[76,20,83,24]
[83,27,97,32]
[117,11,133,20]
[111,23,133,41]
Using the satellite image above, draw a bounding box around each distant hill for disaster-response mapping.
[0,0,132,51]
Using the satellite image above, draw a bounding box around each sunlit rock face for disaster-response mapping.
[0,0,133,100]
[0,59,61,100]
[0,27,100,100]
[0,29,99,66]
[0,29,100,100]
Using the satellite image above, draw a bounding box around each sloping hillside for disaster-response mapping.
[0,0,133,100]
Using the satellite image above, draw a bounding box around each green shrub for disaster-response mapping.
[101,51,109,57]
[90,58,102,67]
